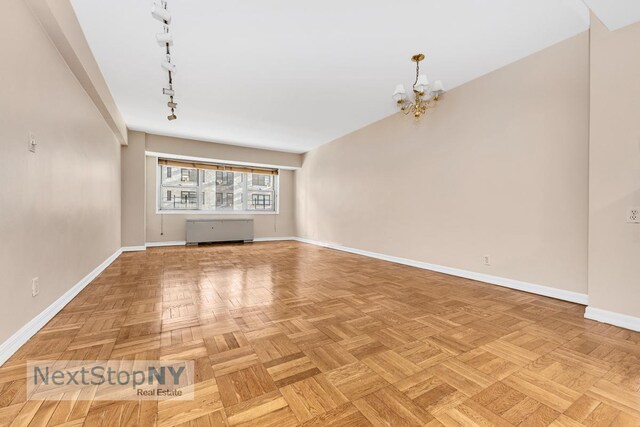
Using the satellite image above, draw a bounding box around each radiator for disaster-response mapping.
[186,219,254,244]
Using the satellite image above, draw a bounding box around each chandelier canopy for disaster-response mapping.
[393,53,444,119]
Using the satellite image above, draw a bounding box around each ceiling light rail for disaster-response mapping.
[393,53,444,119]
[152,1,177,121]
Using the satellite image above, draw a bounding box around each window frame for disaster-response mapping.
[156,158,280,215]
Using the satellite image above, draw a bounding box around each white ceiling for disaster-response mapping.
[71,0,591,153]
[583,0,640,31]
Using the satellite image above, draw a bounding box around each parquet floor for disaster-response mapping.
[1,241,639,426]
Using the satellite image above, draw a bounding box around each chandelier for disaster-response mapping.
[393,53,444,119]
[152,1,178,121]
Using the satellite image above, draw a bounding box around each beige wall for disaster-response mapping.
[588,16,640,317]
[296,32,590,295]
[145,157,296,241]
[121,131,146,247]
[0,1,121,343]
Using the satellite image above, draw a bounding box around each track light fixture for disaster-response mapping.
[151,4,171,24]
[156,31,173,46]
[152,1,177,121]
[161,56,176,73]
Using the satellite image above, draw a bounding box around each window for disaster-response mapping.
[158,162,278,213]
[251,174,271,187]
[181,168,197,183]
[216,171,234,186]
[251,194,272,210]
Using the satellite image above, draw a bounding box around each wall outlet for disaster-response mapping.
[483,255,491,266]
[627,208,640,223]
[32,277,39,297]
[28,132,36,153]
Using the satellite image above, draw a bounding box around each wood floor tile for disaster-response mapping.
[395,370,467,415]
[353,386,434,426]
[362,350,423,384]
[303,343,358,372]
[264,352,321,388]
[280,375,348,422]
[298,403,371,426]
[324,362,389,401]
[223,390,297,427]
[217,364,277,408]
[2,241,639,427]
[337,335,388,360]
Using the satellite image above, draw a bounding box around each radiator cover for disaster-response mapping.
[186,219,254,244]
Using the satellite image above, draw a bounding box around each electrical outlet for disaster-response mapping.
[32,277,39,297]
[483,255,491,266]
[28,132,36,153]
[628,208,640,223]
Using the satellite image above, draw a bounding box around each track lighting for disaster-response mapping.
[151,3,171,24]
[153,1,178,120]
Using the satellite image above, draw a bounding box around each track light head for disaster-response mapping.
[167,114,177,121]
[167,101,178,108]
[161,57,176,73]
[156,32,173,46]
[151,4,171,24]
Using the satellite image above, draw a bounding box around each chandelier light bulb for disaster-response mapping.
[392,84,407,102]
[414,74,429,93]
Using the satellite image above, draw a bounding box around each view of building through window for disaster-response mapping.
[158,164,277,212]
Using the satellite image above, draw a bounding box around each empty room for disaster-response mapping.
[2,0,640,425]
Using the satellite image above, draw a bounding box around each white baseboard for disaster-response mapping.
[121,245,146,252]
[585,307,640,332]
[252,236,296,242]
[294,237,589,305]
[0,248,123,367]
[145,241,186,247]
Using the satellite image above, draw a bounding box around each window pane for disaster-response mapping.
[162,166,198,187]
[249,173,272,189]
[248,191,274,211]
[160,186,198,210]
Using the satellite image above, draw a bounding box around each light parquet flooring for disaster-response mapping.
[1,241,640,426]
